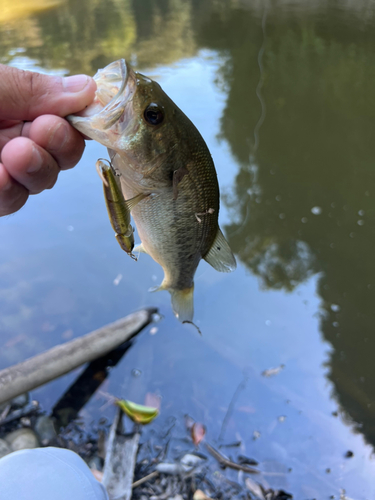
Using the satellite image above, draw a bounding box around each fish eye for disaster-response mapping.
[144,103,164,125]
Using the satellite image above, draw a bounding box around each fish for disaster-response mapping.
[95,159,146,259]
[68,59,236,322]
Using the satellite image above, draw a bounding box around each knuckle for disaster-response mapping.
[14,70,47,116]
[58,135,85,170]
[28,161,58,194]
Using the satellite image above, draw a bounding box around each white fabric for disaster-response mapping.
[0,447,109,500]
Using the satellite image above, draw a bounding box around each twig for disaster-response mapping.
[218,375,248,442]
[0,401,39,427]
[219,441,242,449]
[0,404,11,424]
[205,443,259,474]
[0,308,157,406]
[132,471,159,488]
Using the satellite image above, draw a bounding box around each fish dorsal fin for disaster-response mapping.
[133,243,147,254]
[124,193,147,212]
[204,228,237,273]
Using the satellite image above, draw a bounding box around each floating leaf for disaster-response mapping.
[245,478,266,500]
[193,490,213,500]
[144,392,161,411]
[91,469,104,483]
[261,364,285,377]
[191,422,206,445]
[116,399,159,424]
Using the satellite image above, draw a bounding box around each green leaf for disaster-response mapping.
[116,399,159,424]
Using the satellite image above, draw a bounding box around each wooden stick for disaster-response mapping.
[0,308,157,406]
[103,408,140,500]
[132,470,158,488]
[205,443,259,474]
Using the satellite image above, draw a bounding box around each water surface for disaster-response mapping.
[1,1,375,498]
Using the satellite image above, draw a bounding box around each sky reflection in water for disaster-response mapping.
[0,0,375,497]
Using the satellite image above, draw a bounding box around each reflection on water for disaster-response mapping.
[1,0,375,497]
[0,0,196,73]
[203,2,375,445]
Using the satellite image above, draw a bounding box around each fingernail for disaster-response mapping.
[63,74,89,93]
[48,122,68,152]
[27,146,43,174]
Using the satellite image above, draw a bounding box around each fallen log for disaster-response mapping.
[0,308,157,406]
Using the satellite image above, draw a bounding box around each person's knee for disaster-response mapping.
[0,447,108,500]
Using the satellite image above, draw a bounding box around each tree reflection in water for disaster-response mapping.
[199,1,375,446]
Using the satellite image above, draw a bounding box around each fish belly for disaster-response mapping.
[131,190,206,291]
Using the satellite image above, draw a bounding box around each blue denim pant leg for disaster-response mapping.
[0,447,109,500]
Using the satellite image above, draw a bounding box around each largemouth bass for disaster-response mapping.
[68,59,236,322]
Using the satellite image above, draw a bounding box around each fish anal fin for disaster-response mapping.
[148,278,168,293]
[170,286,194,322]
[204,228,237,273]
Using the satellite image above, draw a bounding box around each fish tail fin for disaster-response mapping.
[170,285,194,323]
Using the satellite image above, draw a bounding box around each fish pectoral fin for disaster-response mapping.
[170,286,194,323]
[173,166,189,200]
[124,193,148,212]
[204,228,237,273]
[133,243,147,254]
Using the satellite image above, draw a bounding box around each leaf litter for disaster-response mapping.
[0,395,294,500]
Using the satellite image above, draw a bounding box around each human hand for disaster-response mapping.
[0,65,97,216]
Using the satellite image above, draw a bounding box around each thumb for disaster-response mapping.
[0,65,97,121]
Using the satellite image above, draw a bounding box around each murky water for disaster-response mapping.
[1,0,375,497]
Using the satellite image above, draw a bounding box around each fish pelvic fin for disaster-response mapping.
[133,243,147,254]
[204,228,237,273]
[170,286,194,323]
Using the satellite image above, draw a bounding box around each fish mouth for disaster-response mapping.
[95,59,129,108]
[67,59,136,141]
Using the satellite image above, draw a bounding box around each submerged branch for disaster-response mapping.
[0,308,157,406]
[205,443,259,474]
